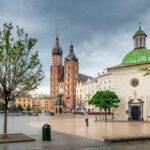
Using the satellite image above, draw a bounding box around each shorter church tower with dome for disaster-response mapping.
[96,26,150,121]
[81,26,150,121]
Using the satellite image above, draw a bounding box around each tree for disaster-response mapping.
[26,104,32,113]
[0,23,44,138]
[142,67,150,76]
[17,104,24,112]
[89,90,120,121]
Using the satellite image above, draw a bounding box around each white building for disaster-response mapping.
[76,26,150,121]
[82,78,98,112]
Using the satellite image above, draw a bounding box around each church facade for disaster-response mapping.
[76,26,150,121]
[50,35,90,112]
[109,26,150,121]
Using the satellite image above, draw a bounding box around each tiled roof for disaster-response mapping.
[78,73,93,82]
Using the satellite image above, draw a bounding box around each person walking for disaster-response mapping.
[85,112,89,127]
[95,115,97,122]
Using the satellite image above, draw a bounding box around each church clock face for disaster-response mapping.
[130,78,139,88]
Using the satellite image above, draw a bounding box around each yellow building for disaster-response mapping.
[39,99,51,113]
[15,97,51,113]
[15,97,33,111]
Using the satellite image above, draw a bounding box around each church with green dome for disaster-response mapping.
[107,26,150,121]
[84,26,150,121]
[122,26,150,65]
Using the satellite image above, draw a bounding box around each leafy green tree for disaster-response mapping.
[0,23,44,138]
[89,90,120,121]
[26,104,32,113]
[17,104,24,112]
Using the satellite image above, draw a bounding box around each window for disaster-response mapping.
[130,78,139,87]
[140,37,142,46]
[136,38,138,47]
[67,65,69,70]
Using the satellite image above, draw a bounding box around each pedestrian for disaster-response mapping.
[85,112,89,127]
[95,115,97,122]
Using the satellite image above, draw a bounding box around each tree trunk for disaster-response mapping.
[3,103,8,139]
[104,109,107,121]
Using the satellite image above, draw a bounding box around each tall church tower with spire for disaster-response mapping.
[64,43,79,111]
[50,34,63,105]
[50,34,79,112]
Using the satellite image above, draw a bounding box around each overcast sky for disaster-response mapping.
[0,0,150,94]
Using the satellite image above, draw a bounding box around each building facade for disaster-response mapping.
[15,97,51,113]
[76,26,150,121]
[50,35,90,112]
[15,97,33,110]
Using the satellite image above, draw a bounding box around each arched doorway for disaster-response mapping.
[128,99,144,121]
[56,108,58,114]
[59,107,62,114]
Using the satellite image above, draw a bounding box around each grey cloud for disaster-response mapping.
[0,0,150,93]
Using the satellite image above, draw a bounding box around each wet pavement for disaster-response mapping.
[1,114,150,149]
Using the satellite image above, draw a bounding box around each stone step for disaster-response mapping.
[104,134,150,142]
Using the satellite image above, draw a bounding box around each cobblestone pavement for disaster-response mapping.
[1,114,150,149]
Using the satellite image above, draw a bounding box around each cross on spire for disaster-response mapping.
[139,22,142,30]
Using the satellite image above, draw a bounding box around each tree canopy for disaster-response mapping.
[26,104,32,112]
[17,104,24,112]
[0,23,44,138]
[89,90,120,109]
[142,67,150,76]
[89,90,120,121]
[0,23,44,104]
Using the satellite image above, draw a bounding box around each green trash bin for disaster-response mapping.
[42,124,51,141]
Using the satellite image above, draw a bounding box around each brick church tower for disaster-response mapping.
[64,43,79,112]
[50,35,79,112]
[50,34,63,106]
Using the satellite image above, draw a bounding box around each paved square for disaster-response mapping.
[1,114,150,149]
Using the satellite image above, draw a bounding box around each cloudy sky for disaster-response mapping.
[1,0,150,94]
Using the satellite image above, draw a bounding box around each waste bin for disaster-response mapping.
[42,124,51,141]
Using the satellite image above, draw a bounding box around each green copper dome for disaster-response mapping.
[133,27,147,38]
[122,48,150,64]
